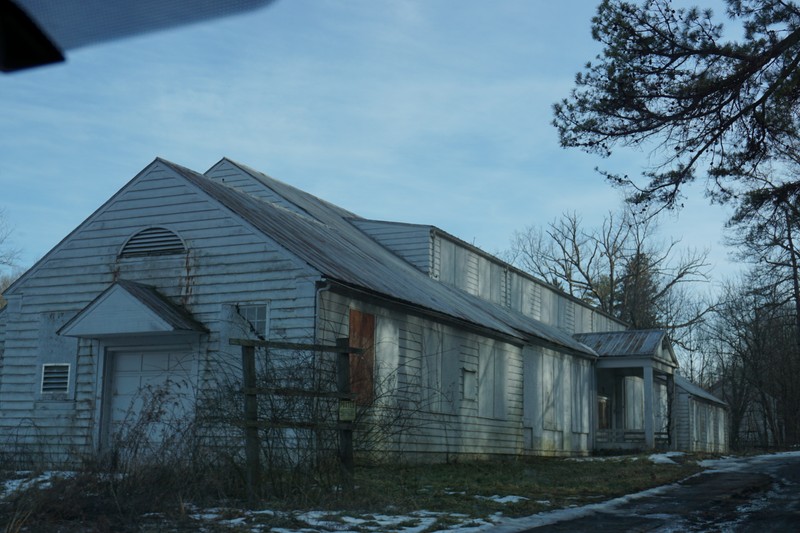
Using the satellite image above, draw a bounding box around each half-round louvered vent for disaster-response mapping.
[120,227,186,257]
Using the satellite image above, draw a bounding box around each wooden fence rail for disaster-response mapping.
[229,337,363,503]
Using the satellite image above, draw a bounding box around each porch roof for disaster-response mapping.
[675,374,727,407]
[573,329,678,368]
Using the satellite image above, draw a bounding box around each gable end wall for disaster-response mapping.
[0,163,321,463]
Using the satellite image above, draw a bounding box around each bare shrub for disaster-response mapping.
[199,339,450,504]
[0,382,246,532]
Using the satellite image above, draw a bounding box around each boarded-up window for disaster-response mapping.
[422,325,460,413]
[478,342,507,419]
[462,368,477,401]
[543,353,561,430]
[478,259,506,305]
[655,381,669,432]
[624,376,644,430]
[349,309,375,405]
[571,360,590,434]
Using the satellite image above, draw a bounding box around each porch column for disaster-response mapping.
[644,364,654,448]
[667,374,675,450]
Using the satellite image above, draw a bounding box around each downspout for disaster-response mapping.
[315,279,332,345]
[591,358,597,452]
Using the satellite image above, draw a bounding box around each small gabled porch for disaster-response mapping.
[575,330,679,451]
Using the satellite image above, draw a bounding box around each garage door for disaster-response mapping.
[106,350,195,447]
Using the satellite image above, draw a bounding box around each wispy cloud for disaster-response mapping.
[0,0,735,277]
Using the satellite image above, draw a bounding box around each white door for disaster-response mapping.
[104,349,195,449]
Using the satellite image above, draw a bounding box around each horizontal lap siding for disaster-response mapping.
[319,291,526,460]
[0,163,320,462]
[675,389,691,451]
[435,239,625,335]
[0,309,6,353]
[352,220,432,274]
[351,219,626,339]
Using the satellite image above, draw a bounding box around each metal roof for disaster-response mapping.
[160,159,595,356]
[220,159,362,222]
[675,374,727,407]
[115,280,208,333]
[573,330,667,358]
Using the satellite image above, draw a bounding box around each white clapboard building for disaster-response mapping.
[0,158,727,464]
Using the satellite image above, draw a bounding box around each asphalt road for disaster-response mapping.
[516,452,800,532]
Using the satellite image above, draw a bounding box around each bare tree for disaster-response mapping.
[507,210,628,312]
[701,274,799,448]
[726,160,800,349]
[507,207,712,349]
[0,209,21,308]
[0,209,18,269]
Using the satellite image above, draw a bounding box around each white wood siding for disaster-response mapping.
[350,220,433,274]
[0,162,322,463]
[522,346,592,455]
[674,388,728,453]
[319,290,530,459]
[433,234,625,335]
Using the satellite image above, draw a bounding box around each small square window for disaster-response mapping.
[41,364,70,394]
[462,368,477,401]
[238,304,269,337]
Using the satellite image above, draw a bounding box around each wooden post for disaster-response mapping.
[336,337,354,490]
[242,344,261,504]
[643,364,655,449]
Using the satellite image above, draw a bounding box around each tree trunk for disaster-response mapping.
[785,211,800,351]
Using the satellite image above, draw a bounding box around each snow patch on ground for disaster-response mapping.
[566,455,630,462]
[699,450,800,472]
[7,453,798,532]
[475,494,529,504]
[1,470,74,500]
[649,451,685,465]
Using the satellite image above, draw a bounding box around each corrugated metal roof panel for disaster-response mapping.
[675,374,727,406]
[161,160,594,355]
[219,159,362,222]
[573,330,666,357]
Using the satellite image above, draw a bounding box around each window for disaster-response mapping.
[41,364,70,394]
[237,304,269,338]
[462,368,477,401]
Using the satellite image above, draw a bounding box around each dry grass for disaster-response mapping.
[0,453,703,531]
[342,454,702,519]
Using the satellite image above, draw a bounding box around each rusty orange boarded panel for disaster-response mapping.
[349,309,375,405]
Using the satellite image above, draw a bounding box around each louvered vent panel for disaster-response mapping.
[41,364,70,393]
[121,227,186,257]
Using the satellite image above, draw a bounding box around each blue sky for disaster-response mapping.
[1,0,736,282]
